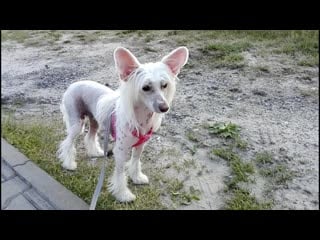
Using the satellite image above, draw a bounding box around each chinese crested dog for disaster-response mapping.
[58,46,189,202]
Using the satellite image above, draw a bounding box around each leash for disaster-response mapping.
[89,114,111,210]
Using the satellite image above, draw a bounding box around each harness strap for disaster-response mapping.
[111,112,153,148]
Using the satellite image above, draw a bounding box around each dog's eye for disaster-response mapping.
[142,85,151,91]
[161,83,168,89]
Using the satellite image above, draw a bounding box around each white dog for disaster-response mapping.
[57,46,189,202]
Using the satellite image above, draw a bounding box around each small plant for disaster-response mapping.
[256,65,270,73]
[259,165,293,185]
[225,189,272,210]
[167,179,200,206]
[186,130,199,142]
[144,34,154,43]
[255,151,273,165]
[207,122,240,139]
[212,147,240,162]
[144,47,157,52]
[212,148,254,183]
[255,151,293,186]
[234,137,248,150]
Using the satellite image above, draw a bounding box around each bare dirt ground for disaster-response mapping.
[1,30,319,209]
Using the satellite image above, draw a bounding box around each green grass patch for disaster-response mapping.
[121,30,138,35]
[1,115,164,209]
[2,30,31,43]
[255,65,270,73]
[2,30,63,47]
[255,151,273,165]
[202,41,251,55]
[73,32,102,43]
[210,130,270,209]
[144,34,155,43]
[186,130,199,142]
[144,47,157,52]
[160,30,318,68]
[167,179,200,206]
[298,58,319,67]
[201,41,250,68]
[225,189,272,210]
[259,165,293,185]
[213,148,254,184]
[212,147,240,161]
[255,151,294,186]
[299,87,319,98]
[234,137,248,150]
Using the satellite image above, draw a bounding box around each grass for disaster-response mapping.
[182,158,197,169]
[207,120,271,209]
[167,179,200,206]
[168,30,318,68]
[2,30,318,67]
[234,137,248,150]
[73,32,102,43]
[143,47,157,52]
[201,41,251,54]
[212,148,254,184]
[201,41,250,68]
[168,158,197,174]
[225,189,272,210]
[255,151,273,165]
[212,146,269,209]
[1,114,201,209]
[144,34,155,43]
[298,58,319,67]
[2,30,62,47]
[259,165,293,185]
[1,115,165,209]
[255,65,270,73]
[255,151,294,185]
[299,87,319,98]
[186,130,199,142]
[1,30,31,43]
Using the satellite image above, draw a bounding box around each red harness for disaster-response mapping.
[111,112,153,148]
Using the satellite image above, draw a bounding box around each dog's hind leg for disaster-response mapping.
[58,104,84,170]
[84,117,104,157]
[127,144,149,184]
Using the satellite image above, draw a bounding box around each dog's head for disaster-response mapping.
[114,46,189,113]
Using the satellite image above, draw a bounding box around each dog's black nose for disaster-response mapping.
[159,103,169,113]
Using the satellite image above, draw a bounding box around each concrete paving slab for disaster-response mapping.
[5,195,36,210]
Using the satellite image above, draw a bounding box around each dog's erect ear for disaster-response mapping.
[162,47,189,76]
[114,47,140,81]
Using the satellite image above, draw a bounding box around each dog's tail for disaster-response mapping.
[60,99,69,130]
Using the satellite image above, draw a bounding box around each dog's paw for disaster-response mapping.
[62,161,77,170]
[87,148,104,157]
[131,173,149,185]
[111,188,136,203]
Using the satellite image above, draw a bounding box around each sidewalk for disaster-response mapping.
[1,138,89,210]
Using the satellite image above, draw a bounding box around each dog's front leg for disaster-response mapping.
[108,143,136,202]
[127,143,149,184]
